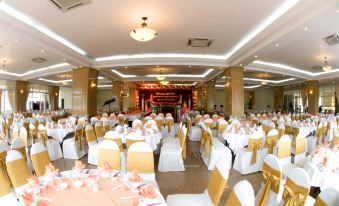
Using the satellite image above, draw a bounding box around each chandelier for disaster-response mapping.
[156,69,166,81]
[261,72,268,85]
[1,60,7,72]
[160,80,169,85]
[130,17,158,42]
[322,57,332,72]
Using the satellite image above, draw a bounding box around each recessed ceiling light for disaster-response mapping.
[63,58,66,61]
[188,65,191,68]
[41,49,44,53]
[254,55,258,58]
[240,64,243,67]
[14,39,18,42]
[156,65,159,68]
[124,66,128,69]
[275,43,279,47]
[304,27,308,31]
[336,9,339,14]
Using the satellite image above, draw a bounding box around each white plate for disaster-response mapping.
[86,179,96,186]
[55,182,68,190]
[73,180,84,188]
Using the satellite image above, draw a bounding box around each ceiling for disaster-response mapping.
[0,0,337,87]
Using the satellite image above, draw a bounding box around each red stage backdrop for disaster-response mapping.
[139,89,192,106]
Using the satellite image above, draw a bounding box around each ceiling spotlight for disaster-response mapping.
[130,17,158,42]
[254,55,258,58]
[322,57,332,72]
[304,27,308,31]
[63,58,66,61]
[240,64,243,67]
[275,43,279,47]
[41,49,45,53]
[188,65,191,68]
[156,69,166,81]
[160,80,169,85]
[14,39,18,42]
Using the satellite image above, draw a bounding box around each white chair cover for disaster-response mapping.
[63,124,86,160]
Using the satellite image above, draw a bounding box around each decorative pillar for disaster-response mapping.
[52,86,60,110]
[206,81,216,112]
[192,89,197,110]
[300,85,307,113]
[135,89,139,111]
[112,81,122,112]
[273,86,284,111]
[306,80,319,114]
[119,82,124,112]
[0,90,2,112]
[15,80,29,112]
[72,67,99,116]
[202,83,208,112]
[249,91,255,108]
[224,67,244,117]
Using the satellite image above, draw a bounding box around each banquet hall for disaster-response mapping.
[0,0,339,205]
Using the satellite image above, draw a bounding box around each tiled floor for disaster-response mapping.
[53,140,262,206]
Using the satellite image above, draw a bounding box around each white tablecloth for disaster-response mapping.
[46,127,74,143]
[223,130,265,153]
[294,125,316,137]
[113,132,162,151]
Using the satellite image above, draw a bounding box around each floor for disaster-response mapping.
[53,140,262,206]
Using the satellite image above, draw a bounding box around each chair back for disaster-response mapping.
[276,135,291,160]
[6,150,30,188]
[178,125,187,159]
[265,129,279,154]
[11,137,27,162]
[127,142,154,173]
[85,124,97,144]
[97,140,120,170]
[19,127,29,148]
[102,121,110,133]
[247,132,263,165]
[314,187,339,206]
[0,141,11,197]
[29,123,38,143]
[31,143,51,177]
[132,119,143,129]
[224,180,255,206]
[38,124,49,146]
[104,131,122,150]
[295,135,306,155]
[12,126,19,139]
[95,121,104,138]
[126,132,145,149]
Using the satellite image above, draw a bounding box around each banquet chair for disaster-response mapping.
[307,187,339,206]
[126,132,145,149]
[203,114,210,119]
[164,115,175,138]
[85,124,99,165]
[38,118,46,126]
[278,167,313,206]
[19,127,30,149]
[266,122,276,135]
[204,118,214,130]
[30,143,51,177]
[63,124,86,160]
[167,158,230,206]
[155,115,165,135]
[262,129,279,157]
[292,134,307,167]
[94,121,104,143]
[321,122,328,144]
[162,122,182,145]
[158,125,187,172]
[194,114,203,125]
[273,135,294,177]
[102,120,110,133]
[104,131,123,150]
[0,151,19,205]
[37,124,63,161]
[217,118,228,141]
[11,138,27,163]
[132,119,143,130]
[12,126,19,139]
[277,124,285,140]
[202,127,232,171]
[233,131,265,174]
[118,114,124,124]
[188,115,202,141]
[97,140,121,170]
[6,150,30,194]
[29,123,38,143]
[307,123,322,154]
[255,154,282,206]
[224,180,255,206]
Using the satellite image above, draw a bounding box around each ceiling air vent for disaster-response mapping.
[323,33,339,46]
[32,57,47,63]
[49,0,92,12]
[188,38,213,47]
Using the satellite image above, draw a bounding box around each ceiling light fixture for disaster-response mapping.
[160,80,169,85]
[322,57,332,72]
[130,17,158,42]
[261,72,268,85]
[156,69,166,81]
[1,60,7,72]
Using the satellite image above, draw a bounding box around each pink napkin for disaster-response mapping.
[45,163,59,176]
[138,184,157,199]
[27,175,40,187]
[129,169,141,182]
[0,132,4,140]
[19,190,34,205]
[72,160,85,170]
[323,156,328,166]
[100,161,112,172]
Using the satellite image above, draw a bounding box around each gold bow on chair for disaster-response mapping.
[166,119,174,133]
[322,126,328,143]
[39,130,49,146]
[204,131,213,158]
[256,163,281,206]
[178,127,187,160]
[265,135,278,154]
[75,129,83,151]
[186,118,192,134]
[282,178,309,206]
[218,124,227,134]
[314,197,327,206]
[285,126,292,135]
[278,128,285,139]
[248,138,262,164]
[0,151,11,194]
[156,120,164,131]
[205,123,213,129]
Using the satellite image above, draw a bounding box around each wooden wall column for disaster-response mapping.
[72,67,99,116]
[15,80,29,112]
[224,67,244,117]
[306,80,319,114]
[273,86,284,111]
[206,81,216,112]
[249,91,255,108]
[112,81,121,111]
[52,86,60,110]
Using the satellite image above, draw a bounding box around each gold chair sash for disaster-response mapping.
[31,151,51,177]
[187,118,192,135]
[278,141,291,159]
[156,119,164,131]
[103,125,110,134]
[291,128,300,148]
[282,177,309,206]
[205,123,213,129]
[97,148,120,170]
[6,158,30,188]
[285,126,292,135]
[252,119,260,126]
[295,138,306,155]
[0,151,11,197]
[247,138,262,164]
[332,135,339,148]
[15,146,27,162]
[30,128,38,143]
[178,128,187,160]
[126,139,144,149]
[23,122,29,133]
[316,127,322,143]
[224,190,241,206]
[95,125,104,138]
[278,128,285,140]
[85,128,97,143]
[207,167,228,206]
[265,134,278,154]
[262,125,267,134]
[39,130,49,146]
[75,129,83,150]
[256,163,282,206]
[266,126,275,135]
[200,129,207,149]
[204,130,214,158]
[218,124,227,133]
[2,120,7,137]
[166,119,174,133]
[322,126,328,143]
[127,151,154,173]
[314,197,327,206]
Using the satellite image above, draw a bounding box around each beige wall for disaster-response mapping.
[215,90,225,107]
[59,87,72,109]
[254,88,274,110]
[97,89,114,109]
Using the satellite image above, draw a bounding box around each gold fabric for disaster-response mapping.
[0,151,11,197]
[278,141,291,159]
[224,190,241,206]
[127,151,154,173]
[322,126,328,143]
[205,123,213,129]
[265,134,278,154]
[295,138,306,155]
[291,128,300,148]
[247,138,262,164]
[282,177,309,206]
[187,118,192,135]
[20,129,29,148]
[31,151,51,177]
[103,125,110,134]
[200,129,207,150]
[278,128,285,140]
[30,128,38,143]
[74,129,83,151]
[118,116,124,124]
[106,138,123,150]
[12,128,19,139]
[23,123,29,134]
[95,125,104,138]
[97,148,120,170]
[204,130,214,158]
[178,127,187,160]
[15,146,27,162]
[314,197,327,206]
[285,126,292,135]
[266,126,275,135]
[126,139,144,149]
[166,119,174,133]
[332,135,339,148]
[207,167,228,206]
[316,127,322,144]
[85,128,97,143]
[156,119,164,131]
[218,124,227,133]
[252,119,259,126]
[256,163,282,206]
[6,158,30,188]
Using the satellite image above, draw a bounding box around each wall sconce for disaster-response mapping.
[20,89,24,94]
[225,82,231,87]
[91,82,96,88]
[55,93,59,96]
[309,90,313,95]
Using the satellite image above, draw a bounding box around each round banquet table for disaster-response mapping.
[303,156,339,190]
[223,130,265,153]
[18,169,166,206]
[46,126,74,143]
[293,125,316,137]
